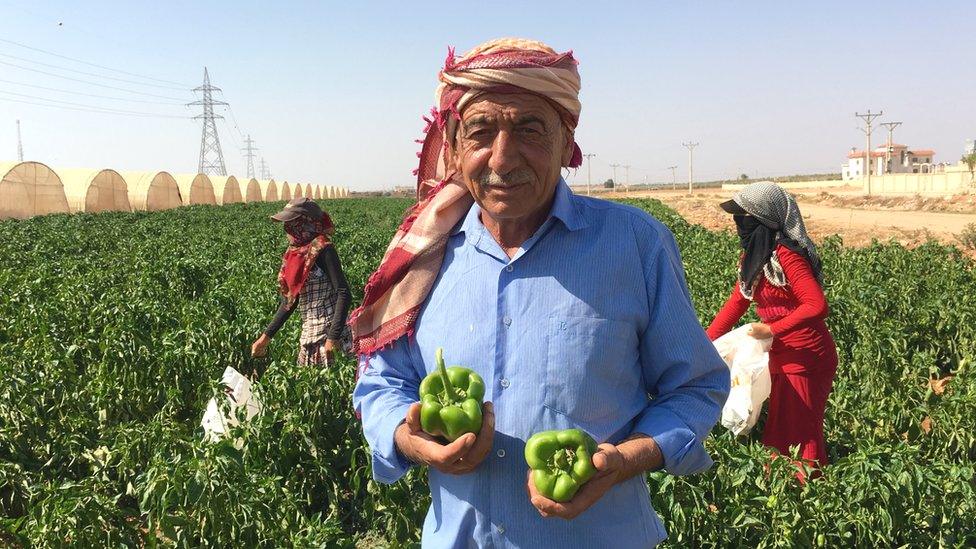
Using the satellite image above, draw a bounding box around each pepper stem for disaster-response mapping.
[436,348,458,401]
[553,448,573,470]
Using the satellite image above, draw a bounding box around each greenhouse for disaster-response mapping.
[0,161,70,219]
[60,168,131,213]
[258,179,278,201]
[210,175,242,205]
[121,171,182,211]
[238,177,262,202]
[173,174,216,205]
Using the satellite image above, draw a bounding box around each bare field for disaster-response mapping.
[582,186,976,251]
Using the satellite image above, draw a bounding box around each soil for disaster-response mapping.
[589,187,976,253]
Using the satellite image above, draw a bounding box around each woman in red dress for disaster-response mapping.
[706,182,838,473]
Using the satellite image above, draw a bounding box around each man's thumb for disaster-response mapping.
[405,402,422,430]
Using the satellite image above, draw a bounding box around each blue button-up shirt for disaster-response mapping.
[353,180,730,548]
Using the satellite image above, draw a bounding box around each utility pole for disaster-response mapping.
[610,163,620,190]
[879,121,902,174]
[242,135,258,179]
[667,165,678,191]
[682,142,699,195]
[16,120,23,161]
[855,110,883,195]
[188,67,228,176]
[623,165,631,192]
[259,157,271,180]
[583,153,596,195]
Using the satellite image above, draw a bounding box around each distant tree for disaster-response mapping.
[962,153,976,181]
[739,174,750,181]
[604,179,615,189]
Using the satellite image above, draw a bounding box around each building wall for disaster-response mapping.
[737,168,974,196]
[862,169,974,195]
[722,179,850,191]
[844,151,939,180]
[844,157,864,180]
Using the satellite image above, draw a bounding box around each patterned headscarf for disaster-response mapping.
[278,213,332,307]
[348,38,583,356]
[730,182,824,299]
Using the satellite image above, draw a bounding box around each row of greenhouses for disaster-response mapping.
[0,161,349,219]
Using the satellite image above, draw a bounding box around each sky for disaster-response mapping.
[0,0,973,191]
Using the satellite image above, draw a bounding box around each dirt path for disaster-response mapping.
[799,203,974,236]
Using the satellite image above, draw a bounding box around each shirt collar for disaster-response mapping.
[451,177,586,236]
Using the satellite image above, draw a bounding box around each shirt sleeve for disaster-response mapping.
[768,246,829,336]
[264,294,297,338]
[317,246,351,340]
[631,229,731,476]
[352,336,422,484]
[705,283,751,341]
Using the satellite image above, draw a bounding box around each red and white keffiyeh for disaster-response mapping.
[278,213,332,307]
[349,38,583,356]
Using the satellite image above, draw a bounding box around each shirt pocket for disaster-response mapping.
[545,316,639,428]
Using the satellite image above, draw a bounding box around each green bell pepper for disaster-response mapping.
[419,348,485,442]
[524,429,599,502]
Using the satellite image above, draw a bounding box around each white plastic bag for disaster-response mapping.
[713,325,772,436]
[200,366,263,444]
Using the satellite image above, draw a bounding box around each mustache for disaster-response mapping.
[477,169,534,188]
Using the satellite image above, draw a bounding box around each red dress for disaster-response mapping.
[707,244,838,467]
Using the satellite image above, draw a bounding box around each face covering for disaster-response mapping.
[735,214,777,293]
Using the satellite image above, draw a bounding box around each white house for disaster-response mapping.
[841,144,936,180]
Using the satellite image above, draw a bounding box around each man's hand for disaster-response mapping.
[251,334,270,358]
[394,401,495,474]
[526,443,625,519]
[527,434,663,520]
[748,322,773,340]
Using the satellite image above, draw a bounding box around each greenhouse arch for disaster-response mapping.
[60,168,131,213]
[121,171,182,211]
[0,161,70,219]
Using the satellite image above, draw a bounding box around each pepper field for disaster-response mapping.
[1,198,974,547]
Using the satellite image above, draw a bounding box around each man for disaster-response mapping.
[351,38,729,548]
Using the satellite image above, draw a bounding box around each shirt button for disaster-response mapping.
[497,449,506,458]
[500,378,510,388]
[505,265,514,272]
[497,524,506,534]
[503,316,512,327]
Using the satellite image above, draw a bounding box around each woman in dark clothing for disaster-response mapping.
[706,182,838,476]
[251,197,352,365]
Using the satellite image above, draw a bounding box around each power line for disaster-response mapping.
[16,120,23,161]
[667,165,678,190]
[0,77,186,105]
[879,121,902,174]
[242,135,258,179]
[0,89,190,118]
[855,110,883,195]
[0,36,191,88]
[0,95,190,119]
[226,104,246,139]
[682,141,700,195]
[189,67,228,176]
[220,118,242,151]
[0,51,189,91]
[583,152,596,195]
[0,59,190,101]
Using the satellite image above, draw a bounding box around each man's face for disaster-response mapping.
[451,93,574,221]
